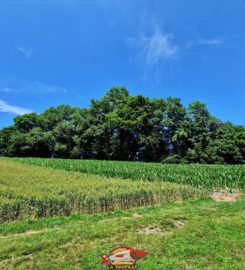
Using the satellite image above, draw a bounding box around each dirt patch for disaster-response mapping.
[211,189,241,202]
[172,219,187,228]
[22,230,45,236]
[137,224,172,236]
[133,213,142,218]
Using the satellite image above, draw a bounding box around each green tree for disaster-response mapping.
[0,87,244,164]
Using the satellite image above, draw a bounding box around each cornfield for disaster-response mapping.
[9,157,245,189]
[0,160,203,222]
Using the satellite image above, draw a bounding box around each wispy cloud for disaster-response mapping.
[0,100,33,115]
[16,46,33,59]
[0,82,67,94]
[128,29,178,65]
[198,38,223,46]
[185,38,224,49]
[127,23,224,85]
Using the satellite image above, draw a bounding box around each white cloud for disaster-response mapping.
[128,24,223,66]
[129,29,178,65]
[0,100,33,115]
[0,82,67,94]
[183,38,224,54]
[198,38,223,45]
[185,38,223,50]
[16,46,33,59]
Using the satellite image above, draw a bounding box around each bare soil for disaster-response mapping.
[172,219,187,228]
[137,224,172,236]
[211,189,241,202]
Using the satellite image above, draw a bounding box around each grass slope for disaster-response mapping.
[9,157,245,189]
[0,197,244,270]
[0,160,202,222]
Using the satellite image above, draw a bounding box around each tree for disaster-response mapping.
[0,87,244,164]
[205,123,245,164]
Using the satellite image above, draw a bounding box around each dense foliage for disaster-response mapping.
[12,158,245,189]
[1,87,244,163]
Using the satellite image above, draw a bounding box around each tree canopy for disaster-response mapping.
[1,87,244,164]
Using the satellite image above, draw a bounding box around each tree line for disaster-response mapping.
[0,87,244,163]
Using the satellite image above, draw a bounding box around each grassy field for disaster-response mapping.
[0,158,244,269]
[0,197,244,270]
[9,157,245,189]
[0,160,202,222]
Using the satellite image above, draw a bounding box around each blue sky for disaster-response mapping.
[0,0,245,128]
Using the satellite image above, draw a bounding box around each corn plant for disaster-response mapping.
[8,157,245,189]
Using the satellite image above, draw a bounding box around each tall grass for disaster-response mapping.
[0,160,203,222]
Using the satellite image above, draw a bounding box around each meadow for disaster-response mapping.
[9,157,245,189]
[1,197,244,269]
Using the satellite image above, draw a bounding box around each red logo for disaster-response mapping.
[100,246,148,269]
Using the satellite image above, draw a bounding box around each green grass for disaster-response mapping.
[0,160,202,222]
[0,197,244,270]
[8,157,245,189]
